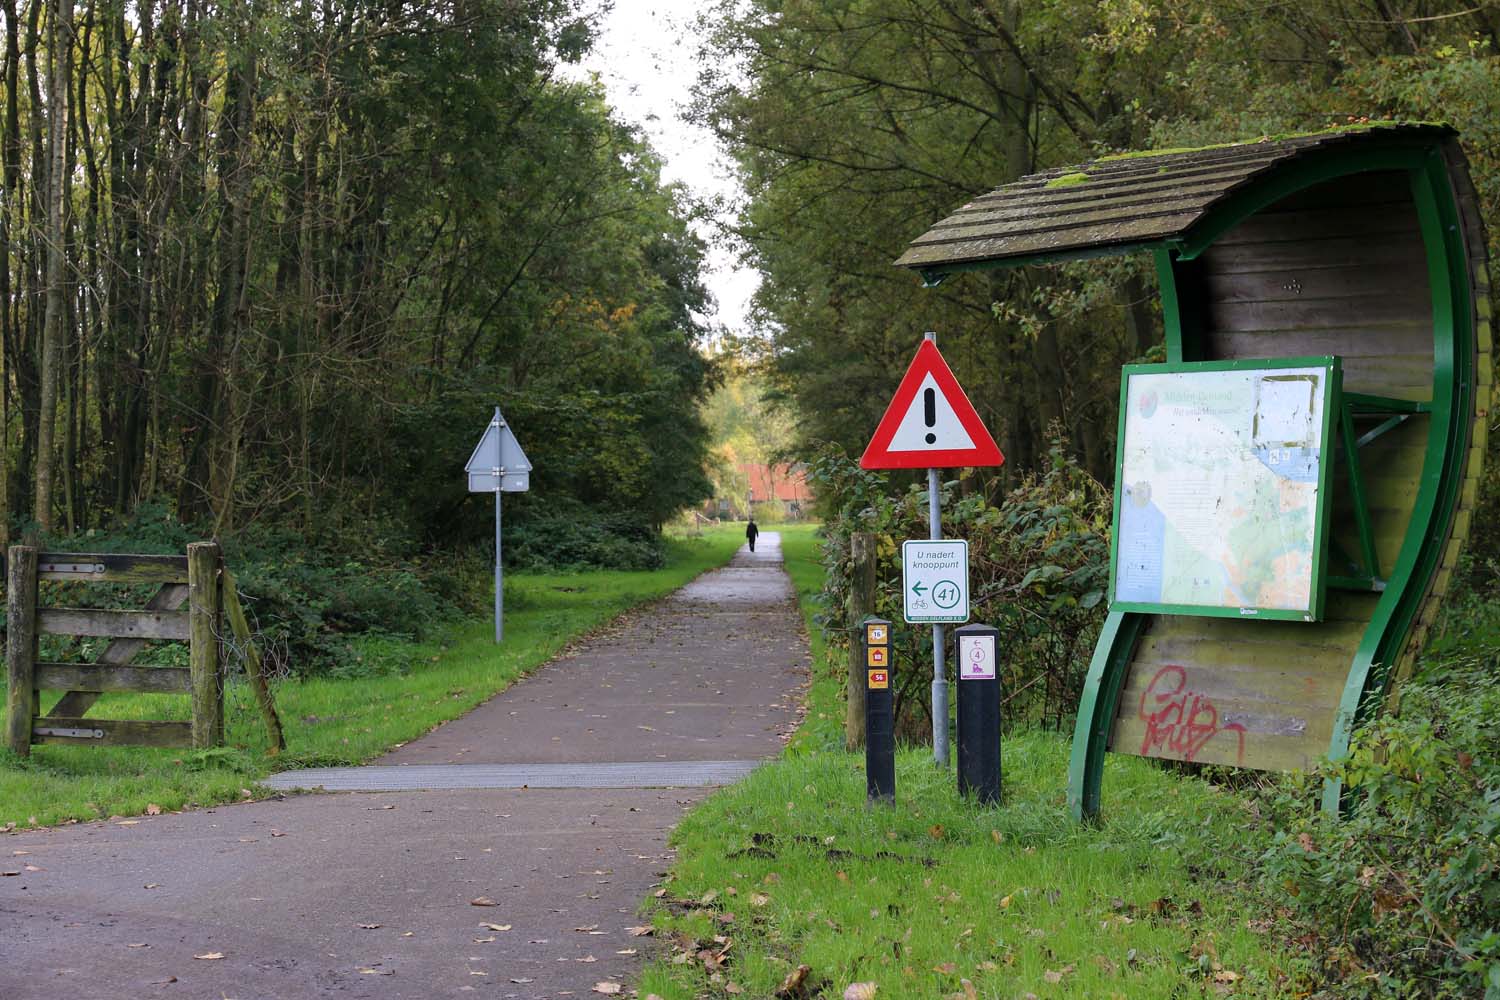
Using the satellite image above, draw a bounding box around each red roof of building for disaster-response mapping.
[738,463,812,503]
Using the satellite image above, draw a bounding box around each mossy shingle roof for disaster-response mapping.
[894,123,1455,279]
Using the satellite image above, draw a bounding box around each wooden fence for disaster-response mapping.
[5,541,244,754]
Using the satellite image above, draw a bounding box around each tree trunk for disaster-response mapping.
[34,0,72,535]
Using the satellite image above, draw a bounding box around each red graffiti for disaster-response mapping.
[1138,665,1246,763]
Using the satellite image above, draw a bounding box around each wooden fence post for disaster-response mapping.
[6,545,38,756]
[845,532,877,751]
[187,542,223,749]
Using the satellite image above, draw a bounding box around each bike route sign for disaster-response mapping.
[902,540,969,624]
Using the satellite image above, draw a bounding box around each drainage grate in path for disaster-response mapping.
[263,759,762,792]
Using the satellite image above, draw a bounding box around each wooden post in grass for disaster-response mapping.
[220,566,285,753]
[187,542,223,749]
[845,532,877,750]
[6,545,38,755]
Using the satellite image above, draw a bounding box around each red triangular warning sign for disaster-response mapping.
[860,340,1004,470]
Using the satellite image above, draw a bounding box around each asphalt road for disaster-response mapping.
[2,534,808,1000]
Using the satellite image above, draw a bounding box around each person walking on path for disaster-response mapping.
[746,518,759,552]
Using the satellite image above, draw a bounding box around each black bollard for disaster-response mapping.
[863,617,895,804]
[954,623,1001,805]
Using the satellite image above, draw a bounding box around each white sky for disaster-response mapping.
[558,1,758,339]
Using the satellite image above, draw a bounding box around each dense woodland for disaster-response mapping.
[700,0,1500,515]
[0,0,715,554]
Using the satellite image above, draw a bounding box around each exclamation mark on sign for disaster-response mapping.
[923,387,937,444]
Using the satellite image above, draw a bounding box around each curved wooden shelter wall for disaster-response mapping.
[1108,171,1435,773]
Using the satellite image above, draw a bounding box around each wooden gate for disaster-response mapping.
[5,542,223,753]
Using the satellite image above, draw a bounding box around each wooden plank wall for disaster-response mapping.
[1110,171,1434,772]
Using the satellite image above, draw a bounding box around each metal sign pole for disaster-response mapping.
[919,330,950,767]
[504,488,510,644]
[929,464,948,767]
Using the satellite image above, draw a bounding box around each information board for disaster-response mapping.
[1110,358,1339,622]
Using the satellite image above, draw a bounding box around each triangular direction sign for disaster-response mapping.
[465,407,532,493]
[860,340,1004,470]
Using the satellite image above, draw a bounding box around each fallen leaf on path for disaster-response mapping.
[126,943,149,949]
[117,820,140,826]
[193,952,225,960]
[146,804,162,816]
[143,883,160,889]
[576,956,598,963]
[574,924,600,932]
[23,864,41,872]
[480,923,511,931]
[626,925,653,936]
[357,923,381,930]
[0,871,18,877]
[150,976,176,985]
[474,936,495,943]
[470,897,497,907]
[592,983,623,995]
[359,967,393,976]
[615,948,637,956]
[844,983,878,1000]
[271,830,287,837]
[510,978,534,984]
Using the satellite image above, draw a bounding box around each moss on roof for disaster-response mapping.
[1044,171,1090,188]
[1092,120,1449,164]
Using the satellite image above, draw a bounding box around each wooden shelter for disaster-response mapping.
[895,123,1491,818]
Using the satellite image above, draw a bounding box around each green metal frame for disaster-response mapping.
[1107,357,1341,623]
[1318,149,1473,813]
[1067,142,1474,821]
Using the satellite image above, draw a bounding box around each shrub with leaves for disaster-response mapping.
[1253,592,1500,998]
[810,442,1111,735]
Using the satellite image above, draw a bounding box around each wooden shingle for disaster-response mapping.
[894,123,1455,278]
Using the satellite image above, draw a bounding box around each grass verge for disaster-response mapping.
[0,526,745,828]
[638,525,1287,999]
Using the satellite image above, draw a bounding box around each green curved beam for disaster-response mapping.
[1319,149,1473,814]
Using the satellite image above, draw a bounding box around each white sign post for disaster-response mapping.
[464,407,532,643]
[902,540,969,624]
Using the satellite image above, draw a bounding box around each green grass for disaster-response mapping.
[0,526,746,828]
[639,525,1288,999]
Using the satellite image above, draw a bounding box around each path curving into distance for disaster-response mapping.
[1,533,808,1000]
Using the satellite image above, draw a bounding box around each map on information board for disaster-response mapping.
[1110,358,1340,622]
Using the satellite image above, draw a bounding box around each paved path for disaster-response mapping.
[1,536,807,1000]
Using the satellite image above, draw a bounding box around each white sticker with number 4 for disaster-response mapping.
[958,634,996,680]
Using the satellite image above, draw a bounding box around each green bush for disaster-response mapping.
[1252,592,1500,998]
[503,498,666,570]
[18,502,484,677]
[810,441,1110,736]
